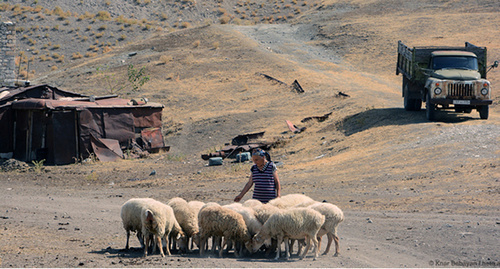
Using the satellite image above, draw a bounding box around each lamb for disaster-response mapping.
[198,203,252,258]
[251,207,325,260]
[121,198,156,250]
[307,202,344,256]
[268,193,315,209]
[141,199,186,257]
[167,197,200,252]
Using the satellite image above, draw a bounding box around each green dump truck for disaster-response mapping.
[396,41,498,120]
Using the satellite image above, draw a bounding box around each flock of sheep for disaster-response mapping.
[120,193,344,261]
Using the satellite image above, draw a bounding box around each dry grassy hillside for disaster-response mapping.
[1,0,321,78]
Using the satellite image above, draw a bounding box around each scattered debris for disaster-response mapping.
[0,158,29,172]
[301,112,332,123]
[149,170,156,176]
[201,132,272,161]
[336,91,350,98]
[208,157,223,166]
[257,73,305,93]
[285,120,306,133]
[258,73,289,87]
[291,80,304,93]
[232,132,265,145]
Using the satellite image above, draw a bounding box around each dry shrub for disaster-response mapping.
[192,40,201,48]
[72,52,83,59]
[102,46,113,53]
[96,10,111,21]
[179,21,191,28]
[220,16,230,24]
[182,54,195,65]
[85,52,97,58]
[160,55,172,64]
[213,41,220,49]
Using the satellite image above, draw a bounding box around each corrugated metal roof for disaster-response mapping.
[0,84,86,103]
[11,98,164,110]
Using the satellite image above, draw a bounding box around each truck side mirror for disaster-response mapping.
[487,61,499,73]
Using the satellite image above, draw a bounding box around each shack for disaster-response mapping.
[0,84,166,164]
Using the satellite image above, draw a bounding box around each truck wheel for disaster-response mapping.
[403,81,421,111]
[426,92,436,121]
[479,106,489,120]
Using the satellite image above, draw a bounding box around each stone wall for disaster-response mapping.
[0,21,16,87]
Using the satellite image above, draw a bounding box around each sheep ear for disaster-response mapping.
[146,210,154,221]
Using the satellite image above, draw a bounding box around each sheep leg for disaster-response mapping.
[323,232,333,255]
[219,237,227,258]
[137,231,145,249]
[297,239,304,256]
[299,236,311,260]
[164,234,171,256]
[125,230,130,250]
[156,235,165,257]
[265,239,277,257]
[311,235,320,260]
[144,234,150,257]
[274,235,283,260]
[199,235,207,256]
[333,233,340,256]
[284,237,290,260]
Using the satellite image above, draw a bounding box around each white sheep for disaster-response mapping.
[167,197,200,252]
[197,202,221,253]
[308,202,344,256]
[251,207,325,260]
[121,198,156,250]
[187,200,205,250]
[252,203,281,225]
[187,200,205,214]
[223,203,262,236]
[198,203,252,258]
[242,199,262,208]
[268,193,315,209]
[140,199,185,257]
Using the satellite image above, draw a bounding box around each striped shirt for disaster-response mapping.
[251,161,277,203]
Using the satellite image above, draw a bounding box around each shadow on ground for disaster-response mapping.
[337,108,481,136]
[90,246,307,262]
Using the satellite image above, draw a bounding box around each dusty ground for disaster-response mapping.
[2,0,500,268]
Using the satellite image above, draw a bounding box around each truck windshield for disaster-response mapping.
[432,56,478,70]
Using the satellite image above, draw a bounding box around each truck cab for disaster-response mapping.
[425,50,492,119]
